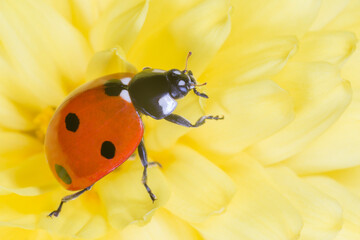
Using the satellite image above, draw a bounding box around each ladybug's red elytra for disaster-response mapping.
[45,52,223,217]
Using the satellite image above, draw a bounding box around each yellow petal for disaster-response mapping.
[154,145,235,223]
[248,62,352,165]
[291,31,356,65]
[0,152,57,196]
[120,209,202,240]
[0,95,33,131]
[0,0,91,108]
[184,79,294,156]
[324,0,360,37]
[39,0,72,23]
[130,0,203,45]
[327,166,360,196]
[226,0,321,47]
[202,37,298,86]
[86,46,137,82]
[38,189,108,239]
[0,227,54,240]
[310,0,350,30]
[193,153,303,240]
[279,54,360,174]
[306,176,360,240]
[343,42,360,88]
[41,0,115,34]
[95,157,170,230]
[90,0,149,52]
[282,103,360,174]
[128,0,231,75]
[0,131,42,170]
[56,0,97,35]
[267,167,343,239]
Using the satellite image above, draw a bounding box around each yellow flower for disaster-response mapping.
[0,0,360,239]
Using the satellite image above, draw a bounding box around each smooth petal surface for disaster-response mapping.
[155,145,235,223]
[202,37,298,86]
[120,209,202,240]
[310,0,350,30]
[269,43,360,174]
[324,0,360,37]
[291,31,356,65]
[128,0,231,76]
[90,0,149,52]
[0,227,58,240]
[86,46,137,82]
[267,167,343,240]
[283,108,360,174]
[95,158,170,230]
[306,176,360,240]
[226,0,321,47]
[248,62,352,165]
[193,153,303,240]
[327,166,360,196]
[0,131,42,170]
[0,0,91,109]
[0,95,34,131]
[0,152,57,196]
[184,79,294,156]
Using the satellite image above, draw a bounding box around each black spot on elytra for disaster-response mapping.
[55,164,72,184]
[101,141,116,159]
[104,79,126,96]
[65,113,79,132]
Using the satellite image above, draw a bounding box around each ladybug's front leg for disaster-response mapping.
[138,140,161,202]
[164,114,224,128]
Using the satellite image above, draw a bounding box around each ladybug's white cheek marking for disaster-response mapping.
[121,77,131,85]
[158,94,177,115]
[120,90,132,103]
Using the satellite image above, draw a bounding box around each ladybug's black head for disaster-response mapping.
[165,69,208,100]
[165,52,208,99]
[165,69,208,99]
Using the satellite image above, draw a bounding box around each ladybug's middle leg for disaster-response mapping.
[138,140,160,202]
[48,185,92,218]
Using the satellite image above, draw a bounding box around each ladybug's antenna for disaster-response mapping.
[183,51,192,73]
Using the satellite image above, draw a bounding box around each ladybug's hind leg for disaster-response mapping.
[164,114,224,128]
[138,140,161,202]
[48,185,92,218]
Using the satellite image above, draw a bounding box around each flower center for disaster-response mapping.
[33,106,56,142]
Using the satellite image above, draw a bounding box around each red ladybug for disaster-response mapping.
[45,53,223,217]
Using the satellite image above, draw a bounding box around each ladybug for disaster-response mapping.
[45,52,223,217]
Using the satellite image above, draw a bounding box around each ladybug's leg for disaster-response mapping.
[164,114,224,128]
[138,140,158,202]
[48,185,92,218]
